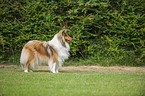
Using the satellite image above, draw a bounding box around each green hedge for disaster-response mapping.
[0,0,145,66]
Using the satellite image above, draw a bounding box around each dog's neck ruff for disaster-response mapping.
[48,34,70,66]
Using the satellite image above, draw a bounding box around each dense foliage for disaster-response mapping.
[0,0,145,66]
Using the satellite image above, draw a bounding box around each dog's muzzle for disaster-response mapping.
[67,38,73,42]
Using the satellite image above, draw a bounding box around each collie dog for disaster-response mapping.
[20,29,73,73]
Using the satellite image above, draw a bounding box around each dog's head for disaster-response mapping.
[57,29,73,48]
[57,29,73,43]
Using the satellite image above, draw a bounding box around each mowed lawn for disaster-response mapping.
[0,65,145,96]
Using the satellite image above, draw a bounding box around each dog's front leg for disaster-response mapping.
[52,63,56,73]
[49,61,57,73]
[55,63,59,73]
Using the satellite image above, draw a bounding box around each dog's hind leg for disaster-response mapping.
[24,61,29,72]
[28,64,33,72]
[24,55,34,72]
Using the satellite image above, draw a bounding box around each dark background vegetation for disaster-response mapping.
[0,0,145,66]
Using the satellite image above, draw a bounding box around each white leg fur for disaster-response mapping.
[48,60,54,73]
[24,69,28,72]
[55,63,59,73]
[49,61,59,73]
[52,63,56,73]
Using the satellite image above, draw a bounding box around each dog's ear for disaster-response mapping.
[58,29,67,36]
[62,29,67,36]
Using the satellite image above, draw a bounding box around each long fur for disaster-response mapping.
[20,29,72,73]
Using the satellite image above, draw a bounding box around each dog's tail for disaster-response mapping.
[20,63,24,69]
[20,48,29,69]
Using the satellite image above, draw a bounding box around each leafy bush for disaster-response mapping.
[0,0,145,66]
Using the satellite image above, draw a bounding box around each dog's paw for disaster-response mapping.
[29,70,33,72]
[24,70,28,72]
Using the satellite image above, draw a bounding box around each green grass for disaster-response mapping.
[0,66,145,96]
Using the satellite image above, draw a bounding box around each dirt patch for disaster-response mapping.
[0,64,18,68]
[36,66,145,72]
[0,64,145,72]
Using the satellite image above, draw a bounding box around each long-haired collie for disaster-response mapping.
[20,29,73,73]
